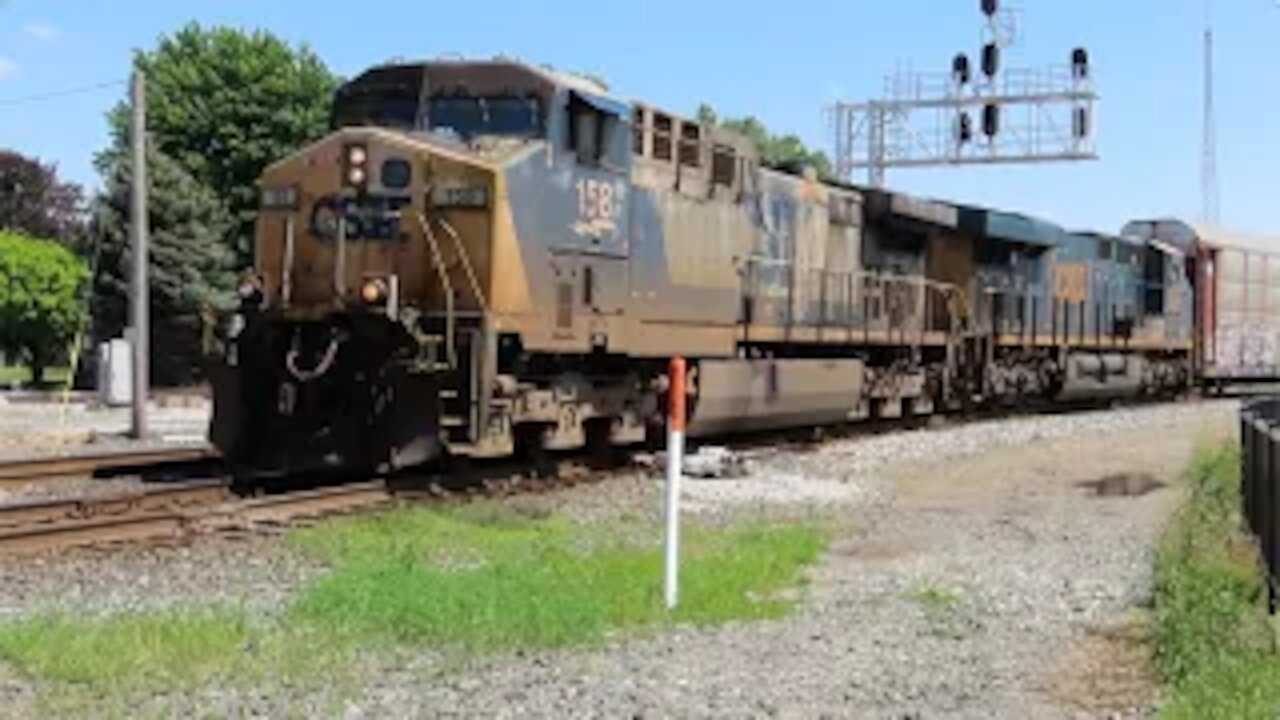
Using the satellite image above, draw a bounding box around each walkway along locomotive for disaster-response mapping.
[207,58,1236,479]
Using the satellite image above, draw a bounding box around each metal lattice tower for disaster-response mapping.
[1201,20,1220,224]
[828,2,1098,187]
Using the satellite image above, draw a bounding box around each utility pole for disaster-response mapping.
[129,69,149,439]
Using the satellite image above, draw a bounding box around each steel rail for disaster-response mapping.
[0,480,393,556]
[0,445,217,485]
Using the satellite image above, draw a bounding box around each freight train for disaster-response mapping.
[206,58,1280,479]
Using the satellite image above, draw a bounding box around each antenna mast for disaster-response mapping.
[1201,3,1220,224]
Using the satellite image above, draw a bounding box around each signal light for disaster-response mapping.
[1073,107,1090,139]
[952,53,971,85]
[982,104,999,137]
[982,43,1000,78]
[1071,48,1090,81]
[981,0,998,17]
[343,143,369,189]
[957,112,973,144]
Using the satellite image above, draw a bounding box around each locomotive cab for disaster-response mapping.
[210,59,617,480]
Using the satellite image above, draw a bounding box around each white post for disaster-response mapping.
[664,356,687,610]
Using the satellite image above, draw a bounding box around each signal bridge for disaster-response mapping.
[829,1,1098,187]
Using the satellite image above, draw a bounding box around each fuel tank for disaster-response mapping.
[687,358,868,437]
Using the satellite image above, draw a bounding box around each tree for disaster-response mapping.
[91,146,235,386]
[0,231,89,385]
[0,150,85,246]
[106,23,339,266]
[699,105,834,179]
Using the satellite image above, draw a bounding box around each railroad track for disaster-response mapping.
[0,479,395,556]
[0,393,1225,558]
[0,445,219,487]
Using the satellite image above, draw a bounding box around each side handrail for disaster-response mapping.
[434,214,490,314]
[739,255,964,335]
[415,209,458,369]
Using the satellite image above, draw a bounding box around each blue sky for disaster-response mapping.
[0,0,1275,235]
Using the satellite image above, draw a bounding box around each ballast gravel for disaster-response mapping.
[0,399,1239,718]
[0,396,210,462]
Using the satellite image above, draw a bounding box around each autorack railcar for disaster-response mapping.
[1123,220,1280,392]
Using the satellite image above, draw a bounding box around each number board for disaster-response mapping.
[1053,262,1089,303]
[572,178,624,239]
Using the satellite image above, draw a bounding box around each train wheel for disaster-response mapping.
[585,417,622,470]
[515,423,556,479]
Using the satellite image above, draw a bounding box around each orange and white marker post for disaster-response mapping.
[664,356,687,610]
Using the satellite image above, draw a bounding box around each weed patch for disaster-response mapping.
[907,583,977,639]
[0,608,249,688]
[289,506,828,651]
[1154,443,1280,719]
[0,503,828,703]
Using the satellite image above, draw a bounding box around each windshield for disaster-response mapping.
[427,95,544,139]
[332,89,420,130]
[332,91,545,139]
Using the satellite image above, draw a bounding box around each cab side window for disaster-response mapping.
[566,97,615,166]
[712,144,736,186]
[652,113,674,161]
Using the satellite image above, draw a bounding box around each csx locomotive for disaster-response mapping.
[209,57,1267,479]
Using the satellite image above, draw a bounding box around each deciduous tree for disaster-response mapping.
[0,150,85,246]
[0,231,89,385]
[697,105,834,179]
[106,23,339,266]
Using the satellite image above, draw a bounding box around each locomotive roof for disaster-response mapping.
[344,58,626,107]
[1122,219,1280,258]
[859,186,959,229]
[1072,230,1143,246]
[956,205,1065,247]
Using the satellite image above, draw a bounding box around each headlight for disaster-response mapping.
[360,278,388,305]
[347,165,367,186]
[260,185,299,210]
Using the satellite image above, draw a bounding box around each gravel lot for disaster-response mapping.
[0,395,210,462]
[0,399,1239,718]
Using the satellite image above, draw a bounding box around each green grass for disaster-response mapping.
[0,365,71,389]
[1154,444,1280,719]
[0,503,827,701]
[0,608,250,688]
[907,582,977,639]
[908,584,964,612]
[289,504,828,651]
[0,609,354,694]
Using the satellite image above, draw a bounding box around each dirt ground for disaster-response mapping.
[329,401,1238,718]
